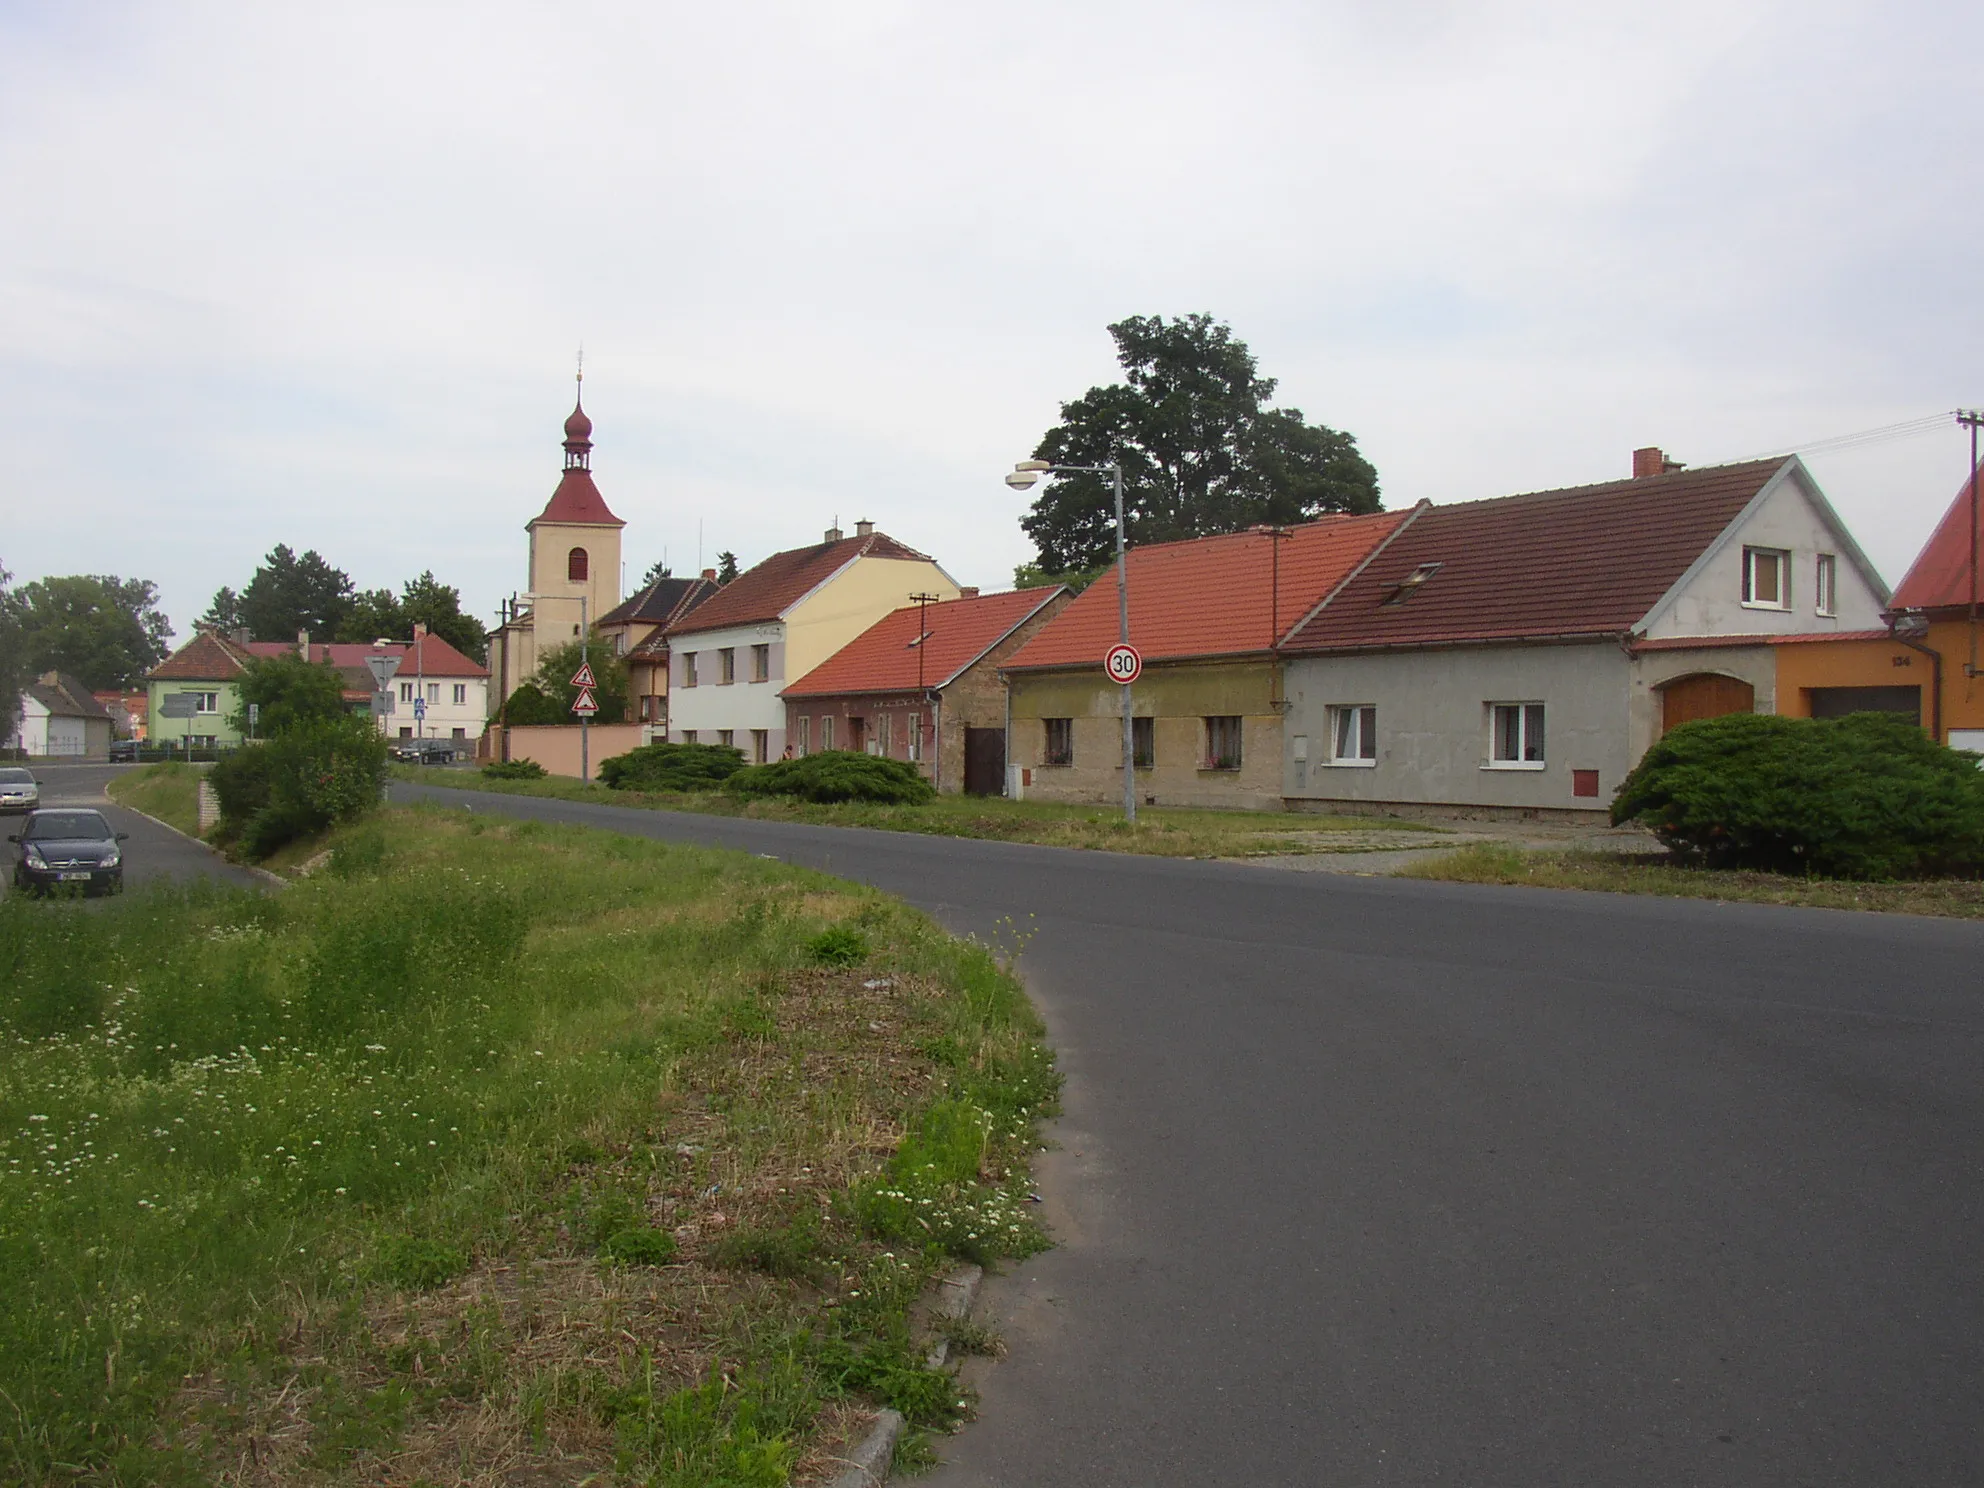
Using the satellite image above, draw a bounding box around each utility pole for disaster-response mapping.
[909,591,939,773]
[1960,409,1983,678]
[1261,525,1293,708]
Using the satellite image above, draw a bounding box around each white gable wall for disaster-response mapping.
[1640,464,1888,640]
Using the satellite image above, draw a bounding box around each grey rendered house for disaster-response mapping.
[1277,450,1889,816]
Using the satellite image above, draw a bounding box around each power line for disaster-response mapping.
[1716,411,1961,465]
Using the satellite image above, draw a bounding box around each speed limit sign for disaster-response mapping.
[1104,643,1142,685]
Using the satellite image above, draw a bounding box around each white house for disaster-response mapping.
[6,673,115,759]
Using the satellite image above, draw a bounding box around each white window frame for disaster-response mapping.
[193,691,219,714]
[718,648,736,685]
[796,715,811,755]
[907,712,922,762]
[1325,705,1378,767]
[681,729,697,744]
[1486,702,1546,770]
[1815,553,1837,616]
[452,683,467,705]
[427,683,440,704]
[682,652,697,688]
[399,681,414,703]
[750,643,770,683]
[718,729,734,747]
[1742,546,1791,610]
[751,728,768,763]
[877,713,893,757]
[820,716,835,751]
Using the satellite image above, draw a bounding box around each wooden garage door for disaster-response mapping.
[1661,673,1755,733]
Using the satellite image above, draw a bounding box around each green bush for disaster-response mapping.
[210,717,389,859]
[1613,711,1984,880]
[726,750,935,805]
[499,682,565,726]
[481,758,547,780]
[806,926,868,967]
[596,740,746,792]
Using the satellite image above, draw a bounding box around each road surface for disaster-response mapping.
[393,781,1984,1487]
[3,762,266,897]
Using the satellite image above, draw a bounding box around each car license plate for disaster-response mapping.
[57,872,91,882]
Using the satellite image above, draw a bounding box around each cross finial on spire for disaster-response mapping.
[576,345,584,388]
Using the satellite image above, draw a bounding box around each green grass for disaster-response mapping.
[1398,841,1984,918]
[0,805,1054,1485]
[105,761,204,838]
[401,765,1444,859]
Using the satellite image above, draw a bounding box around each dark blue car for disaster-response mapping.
[9,808,128,896]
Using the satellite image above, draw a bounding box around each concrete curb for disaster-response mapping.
[109,799,287,890]
[826,1264,984,1488]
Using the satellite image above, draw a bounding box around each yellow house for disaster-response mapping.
[662,521,959,762]
[487,389,625,709]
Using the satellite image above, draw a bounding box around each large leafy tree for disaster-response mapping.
[13,574,174,689]
[399,571,487,662]
[237,545,355,643]
[343,587,406,644]
[229,653,351,738]
[1020,314,1381,573]
[0,564,24,741]
[526,632,629,724]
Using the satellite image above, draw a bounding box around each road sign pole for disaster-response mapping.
[580,595,589,784]
[1114,462,1136,825]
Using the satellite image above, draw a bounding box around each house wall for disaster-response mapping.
[1007,658,1285,809]
[1626,644,1777,761]
[5,698,48,755]
[382,676,489,741]
[1282,643,1628,814]
[668,622,788,754]
[494,723,646,781]
[1768,627,1984,739]
[145,681,245,748]
[784,693,936,770]
[1643,467,1888,639]
[781,558,960,684]
[527,519,623,648]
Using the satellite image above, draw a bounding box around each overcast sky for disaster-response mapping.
[4,0,1981,641]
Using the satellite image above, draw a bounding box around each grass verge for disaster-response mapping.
[0,804,1054,1485]
[105,761,204,838]
[396,765,1445,859]
[1398,841,1984,919]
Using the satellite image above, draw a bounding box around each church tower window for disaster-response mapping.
[568,547,589,582]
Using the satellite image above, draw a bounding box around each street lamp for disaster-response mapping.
[1005,457,1137,823]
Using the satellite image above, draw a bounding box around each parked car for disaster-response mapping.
[9,808,127,896]
[391,738,463,764]
[0,767,39,814]
[109,739,141,762]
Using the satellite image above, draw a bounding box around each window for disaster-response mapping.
[1489,702,1545,768]
[1132,716,1154,769]
[1204,716,1243,770]
[1326,705,1378,765]
[427,683,440,704]
[399,726,413,739]
[797,715,811,755]
[400,681,414,702]
[452,727,467,740]
[821,716,835,751]
[1043,717,1073,766]
[453,683,467,705]
[751,644,770,682]
[1742,546,1789,609]
[1815,553,1837,616]
[193,692,218,714]
[682,652,697,687]
[718,729,734,747]
[568,547,589,582]
[719,648,736,685]
[877,713,893,757]
[907,713,922,762]
[751,729,768,764]
[682,729,697,744]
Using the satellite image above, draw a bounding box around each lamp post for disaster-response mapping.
[1005,458,1136,823]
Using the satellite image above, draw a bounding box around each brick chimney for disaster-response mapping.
[957,586,979,600]
[1633,446,1684,479]
[824,524,843,542]
[701,567,717,582]
[413,622,429,637]
[855,519,874,537]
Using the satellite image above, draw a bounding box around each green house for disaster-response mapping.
[145,631,256,749]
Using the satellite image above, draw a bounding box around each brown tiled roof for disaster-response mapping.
[1282,459,1789,653]
[532,467,622,527]
[147,630,255,682]
[666,532,935,637]
[242,637,487,679]
[1890,469,1984,611]
[25,673,113,720]
[785,588,1065,698]
[599,576,716,629]
[1003,512,1408,671]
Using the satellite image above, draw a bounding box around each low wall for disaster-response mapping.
[493,724,647,781]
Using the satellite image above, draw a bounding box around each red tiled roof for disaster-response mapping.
[1002,512,1408,671]
[666,532,936,637]
[1890,469,1984,611]
[785,588,1066,698]
[1282,459,1789,653]
[244,635,489,678]
[1632,629,1890,652]
[533,467,622,527]
[147,630,255,682]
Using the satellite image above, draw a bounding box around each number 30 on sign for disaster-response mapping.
[1104,643,1142,685]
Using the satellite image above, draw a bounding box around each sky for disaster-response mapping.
[4,0,1982,643]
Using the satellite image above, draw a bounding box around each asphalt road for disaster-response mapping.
[4,762,266,897]
[393,781,1984,1487]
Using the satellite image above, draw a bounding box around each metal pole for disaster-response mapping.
[580,594,590,784]
[1114,462,1135,824]
[1967,411,1980,680]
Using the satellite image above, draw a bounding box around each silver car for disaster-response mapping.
[0,767,38,815]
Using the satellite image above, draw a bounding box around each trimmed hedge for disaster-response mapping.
[725,750,935,805]
[1612,710,1984,880]
[595,741,746,792]
[480,758,547,781]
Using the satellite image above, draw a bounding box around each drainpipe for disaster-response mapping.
[1890,612,1943,742]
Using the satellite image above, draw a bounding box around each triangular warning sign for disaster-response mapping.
[569,662,597,689]
[571,687,599,715]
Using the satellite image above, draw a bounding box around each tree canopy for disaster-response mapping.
[229,653,352,738]
[638,559,673,589]
[12,574,173,690]
[336,571,486,661]
[524,632,629,725]
[716,551,740,584]
[198,586,244,632]
[1019,314,1381,573]
[0,564,24,740]
[236,545,355,643]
